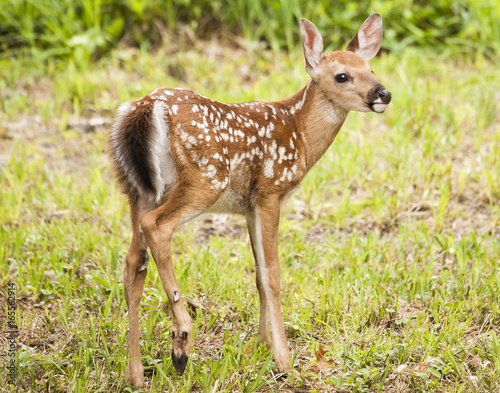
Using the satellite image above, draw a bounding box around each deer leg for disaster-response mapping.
[140,184,219,375]
[247,215,272,348]
[124,198,155,387]
[247,197,291,373]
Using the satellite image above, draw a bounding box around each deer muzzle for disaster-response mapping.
[367,83,391,113]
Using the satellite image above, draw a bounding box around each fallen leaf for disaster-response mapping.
[312,344,334,373]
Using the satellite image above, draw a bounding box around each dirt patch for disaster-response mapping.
[193,215,246,245]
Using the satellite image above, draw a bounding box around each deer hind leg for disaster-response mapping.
[247,196,291,373]
[140,183,221,375]
[124,197,156,387]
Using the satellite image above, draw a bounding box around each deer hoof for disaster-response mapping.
[172,349,188,375]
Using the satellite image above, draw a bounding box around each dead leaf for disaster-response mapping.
[312,344,334,373]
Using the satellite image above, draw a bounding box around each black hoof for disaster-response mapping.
[172,349,188,375]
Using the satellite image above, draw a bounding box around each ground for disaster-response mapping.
[0,41,499,392]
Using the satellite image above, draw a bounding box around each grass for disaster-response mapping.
[2,0,499,60]
[1,40,500,391]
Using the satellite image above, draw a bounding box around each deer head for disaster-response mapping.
[300,13,391,114]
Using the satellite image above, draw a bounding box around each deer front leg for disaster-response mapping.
[247,196,291,373]
[124,199,154,387]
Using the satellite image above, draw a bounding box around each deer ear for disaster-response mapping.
[300,18,323,76]
[346,13,383,61]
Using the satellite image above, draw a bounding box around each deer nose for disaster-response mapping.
[377,88,391,103]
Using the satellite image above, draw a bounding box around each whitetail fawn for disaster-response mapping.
[109,13,391,386]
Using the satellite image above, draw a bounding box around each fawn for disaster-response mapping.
[109,13,391,386]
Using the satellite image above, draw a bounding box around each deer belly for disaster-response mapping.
[206,187,249,215]
[205,166,253,215]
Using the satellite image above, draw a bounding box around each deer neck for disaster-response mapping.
[279,81,348,171]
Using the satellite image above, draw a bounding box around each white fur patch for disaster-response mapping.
[371,103,389,113]
[290,81,310,114]
[253,211,270,297]
[278,146,286,163]
[263,159,274,178]
[151,101,177,202]
[138,257,149,271]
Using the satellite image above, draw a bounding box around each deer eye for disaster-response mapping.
[335,73,348,83]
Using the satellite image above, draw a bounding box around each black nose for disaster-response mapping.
[368,84,392,105]
[377,88,391,103]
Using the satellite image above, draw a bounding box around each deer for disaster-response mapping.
[109,13,391,386]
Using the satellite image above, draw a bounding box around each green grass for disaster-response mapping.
[1,43,500,391]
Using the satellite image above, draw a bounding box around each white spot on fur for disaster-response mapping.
[266,123,275,138]
[263,159,274,178]
[203,165,217,179]
[278,146,286,164]
[269,141,278,160]
[198,156,209,166]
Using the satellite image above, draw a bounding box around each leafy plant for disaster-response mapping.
[1,0,499,64]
